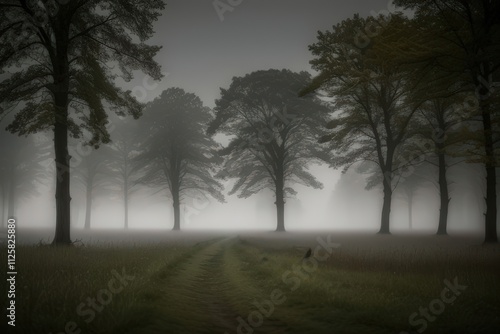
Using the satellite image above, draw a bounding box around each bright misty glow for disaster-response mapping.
[1,0,495,238]
[12,161,489,234]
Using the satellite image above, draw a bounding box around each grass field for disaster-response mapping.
[1,231,500,334]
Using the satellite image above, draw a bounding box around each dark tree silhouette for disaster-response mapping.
[395,0,500,242]
[136,88,224,231]
[412,98,471,236]
[208,69,331,232]
[360,12,482,237]
[302,15,423,234]
[0,1,165,244]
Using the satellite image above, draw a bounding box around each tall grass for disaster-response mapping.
[1,236,499,334]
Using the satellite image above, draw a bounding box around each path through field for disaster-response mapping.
[111,233,500,334]
[9,231,500,334]
[124,237,294,334]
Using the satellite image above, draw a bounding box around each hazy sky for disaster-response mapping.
[126,0,395,107]
[15,0,432,232]
[118,0,395,229]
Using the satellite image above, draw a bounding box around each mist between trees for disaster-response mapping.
[0,0,498,244]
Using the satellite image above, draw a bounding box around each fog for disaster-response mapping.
[5,159,495,236]
[3,2,500,333]
[0,0,498,244]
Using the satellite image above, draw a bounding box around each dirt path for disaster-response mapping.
[172,237,241,333]
[125,237,290,333]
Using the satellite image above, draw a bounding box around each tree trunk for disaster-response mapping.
[84,179,92,229]
[436,150,450,235]
[124,179,129,229]
[482,106,498,243]
[52,91,72,245]
[407,190,413,231]
[378,169,392,234]
[172,190,181,231]
[1,187,5,227]
[275,169,286,232]
[7,174,15,219]
[275,197,285,232]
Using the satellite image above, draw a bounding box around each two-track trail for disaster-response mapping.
[123,237,289,334]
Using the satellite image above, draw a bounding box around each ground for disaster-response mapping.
[1,230,500,333]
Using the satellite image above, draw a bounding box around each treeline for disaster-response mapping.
[299,1,499,242]
[0,1,498,243]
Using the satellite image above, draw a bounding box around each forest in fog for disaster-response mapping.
[0,0,498,244]
[1,1,500,334]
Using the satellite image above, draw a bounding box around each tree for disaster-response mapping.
[413,98,473,235]
[302,15,424,234]
[0,130,48,224]
[364,11,484,236]
[136,88,224,231]
[71,142,113,229]
[395,0,500,242]
[208,69,331,232]
[398,168,430,231]
[0,1,165,244]
[107,116,144,228]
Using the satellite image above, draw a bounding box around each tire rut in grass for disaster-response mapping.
[164,237,290,333]
[124,237,290,333]
[158,237,241,333]
[197,239,290,334]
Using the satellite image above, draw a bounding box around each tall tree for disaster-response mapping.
[107,116,144,228]
[395,0,500,242]
[302,15,423,234]
[137,88,224,231]
[414,98,473,235]
[208,69,331,231]
[366,12,482,236]
[0,0,165,244]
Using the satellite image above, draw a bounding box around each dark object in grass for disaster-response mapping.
[261,257,269,262]
[303,248,312,259]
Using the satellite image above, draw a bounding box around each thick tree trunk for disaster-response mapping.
[172,201,180,231]
[84,179,92,229]
[436,150,450,235]
[275,197,285,232]
[52,92,72,245]
[378,169,392,234]
[482,107,498,243]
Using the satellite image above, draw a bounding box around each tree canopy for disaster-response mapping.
[209,69,331,231]
[0,0,165,244]
[136,88,224,230]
